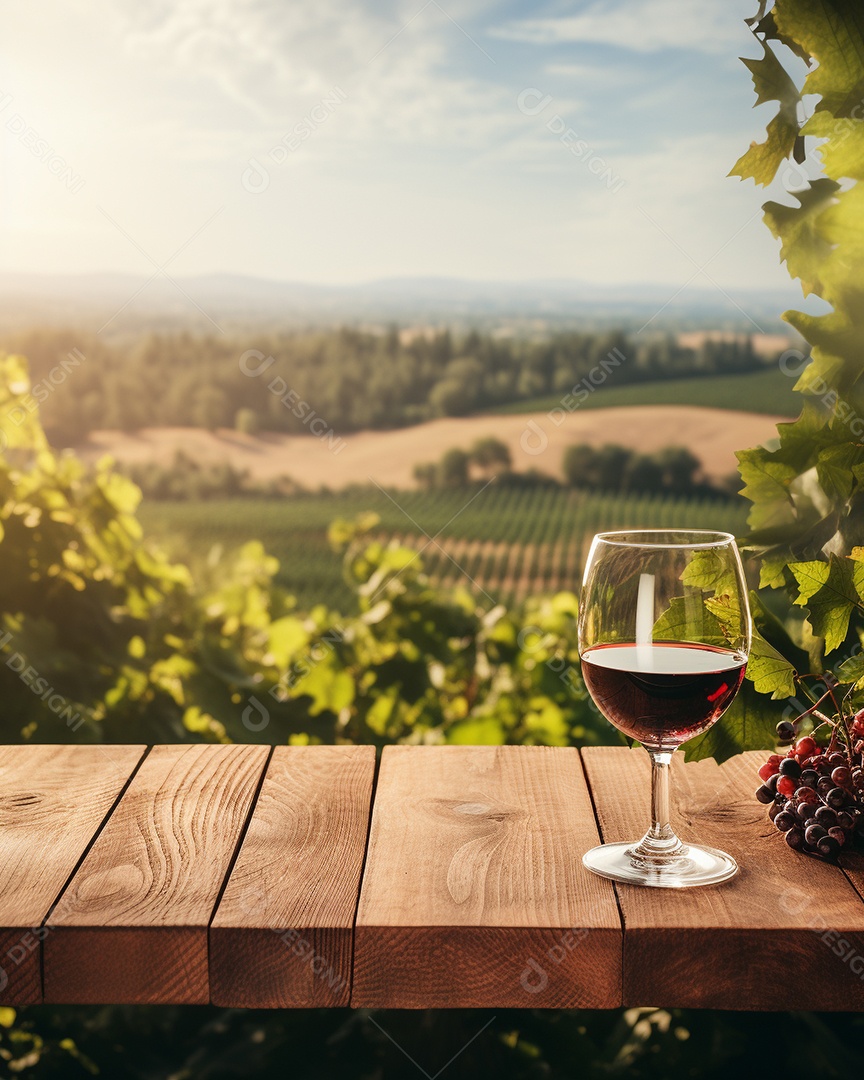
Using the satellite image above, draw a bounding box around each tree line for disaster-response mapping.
[5,325,769,446]
[414,438,733,500]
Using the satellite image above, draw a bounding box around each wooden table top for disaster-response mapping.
[1,742,863,1010]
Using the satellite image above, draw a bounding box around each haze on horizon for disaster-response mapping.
[1,0,813,300]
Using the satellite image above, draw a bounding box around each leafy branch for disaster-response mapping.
[688,0,864,761]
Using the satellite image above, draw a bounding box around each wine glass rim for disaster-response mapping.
[593,529,737,550]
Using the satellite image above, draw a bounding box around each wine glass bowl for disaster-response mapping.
[578,530,751,888]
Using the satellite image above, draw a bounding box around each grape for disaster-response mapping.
[761,716,864,863]
[805,823,827,845]
[818,835,841,858]
[815,806,838,828]
[785,827,805,850]
[832,766,852,787]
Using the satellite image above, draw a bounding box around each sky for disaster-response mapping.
[0,0,810,290]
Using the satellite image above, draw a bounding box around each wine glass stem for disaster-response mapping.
[629,750,684,862]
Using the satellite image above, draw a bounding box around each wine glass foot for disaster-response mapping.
[582,841,737,888]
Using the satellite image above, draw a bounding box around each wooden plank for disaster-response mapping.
[582,747,864,1010]
[43,743,269,1005]
[0,744,145,1006]
[352,745,622,1008]
[210,745,375,1007]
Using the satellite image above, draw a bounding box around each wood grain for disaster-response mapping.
[582,747,864,1010]
[351,745,621,1008]
[43,743,269,1005]
[210,745,375,1007]
[0,744,145,1005]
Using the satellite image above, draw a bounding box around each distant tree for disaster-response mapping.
[594,445,633,490]
[235,407,260,436]
[191,385,230,431]
[429,358,484,416]
[562,442,706,497]
[428,378,466,417]
[413,462,438,490]
[438,448,470,487]
[562,444,599,488]
[624,453,664,494]
[470,436,511,475]
[654,446,701,492]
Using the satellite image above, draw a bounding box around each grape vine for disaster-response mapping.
[698,0,864,763]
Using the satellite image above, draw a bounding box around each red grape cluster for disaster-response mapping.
[755,717,864,859]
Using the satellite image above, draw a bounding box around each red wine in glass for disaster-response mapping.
[578,529,751,888]
[580,641,746,751]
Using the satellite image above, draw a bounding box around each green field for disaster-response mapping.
[486,368,799,417]
[141,487,748,611]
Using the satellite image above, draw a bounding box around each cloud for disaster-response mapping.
[113,0,517,149]
[490,0,749,55]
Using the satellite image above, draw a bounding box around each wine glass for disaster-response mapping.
[578,530,751,888]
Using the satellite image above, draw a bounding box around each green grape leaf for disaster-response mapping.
[816,185,864,302]
[729,111,800,187]
[781,313,863,392]
[681,548,739,595]
[763,179,840,297]
[745,632,798,699]
[853,548,864,601]
[806,114,864,180]
[299,662,355,717]
[790,555,864,651]
[701,591,795,698]
[651,595,726,648]
[703,591,744,639]
[743,39,803,109]
[736,447,797,530]
[265,616,309,669]
[816,443,863,500]
[776,0,864,119]
[837,651,864,690]
[759,554,790,589]
[729,41,801,186]
[790,559,830,602]
[753,10,812,62]
[447,715,507,744]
